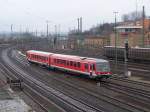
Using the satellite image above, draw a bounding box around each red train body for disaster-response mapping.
[26,50,112,79]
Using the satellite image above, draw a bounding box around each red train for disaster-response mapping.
[26,50,112,79]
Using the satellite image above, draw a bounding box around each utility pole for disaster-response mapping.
[35,29,38,37]
[77,18,80,33]
[54,25,57,47]
[11,24,13,38]
[19,25,22,48]
[135,0,138,21]
[58,24,61,37]
[114,12,118,73]
[142,6,145,47]
[46,20,49,38]
[80,17,82,33]
[124,40,129,77]
[55,25,57,37]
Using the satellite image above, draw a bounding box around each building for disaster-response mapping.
[110,18,150,47]
[84,36,109,48]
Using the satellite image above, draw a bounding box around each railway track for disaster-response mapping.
[109,59,150,78]
[1,48,106,112]
[109,59,150,69]
[110,77,150,92]
[9,49,150,112]
[0,60,64,112]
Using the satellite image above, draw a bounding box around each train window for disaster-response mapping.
[90,65,92,70]
[61,60,63,64]
[64,60,66,65]
[59,59,61,64]
[58,59,60,64]
[90,64,95,70]
[85,64,88,70]
[62,60,64,64]
[54,59,56,63]
[67,61,69,66]
[43,57,46,61]
[70,61,73,66]
[77,62,81,68]
[56,59,58,63]
[74,62,77,67]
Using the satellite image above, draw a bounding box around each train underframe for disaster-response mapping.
[28,60,112,80]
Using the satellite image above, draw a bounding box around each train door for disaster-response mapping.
[89,63,95,76]
[84,63,89,73]
[48,55,51,66]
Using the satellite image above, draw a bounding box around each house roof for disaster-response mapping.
[116,26,142,29]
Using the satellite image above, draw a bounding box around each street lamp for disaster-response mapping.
[114,12,118,73]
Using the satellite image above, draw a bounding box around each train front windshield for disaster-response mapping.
[96,62,110,72]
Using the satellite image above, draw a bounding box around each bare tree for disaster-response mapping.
[122,11,143,22]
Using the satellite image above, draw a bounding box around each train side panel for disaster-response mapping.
[26,50,112,79]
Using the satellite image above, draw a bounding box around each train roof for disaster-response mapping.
[27,50,53,56]
[27,50,108,63]
[51,54,108,63]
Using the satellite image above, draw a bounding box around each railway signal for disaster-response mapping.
[125,41,129,60]
[124,40,130,77]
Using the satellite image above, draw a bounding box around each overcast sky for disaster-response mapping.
[0,0,149,33]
